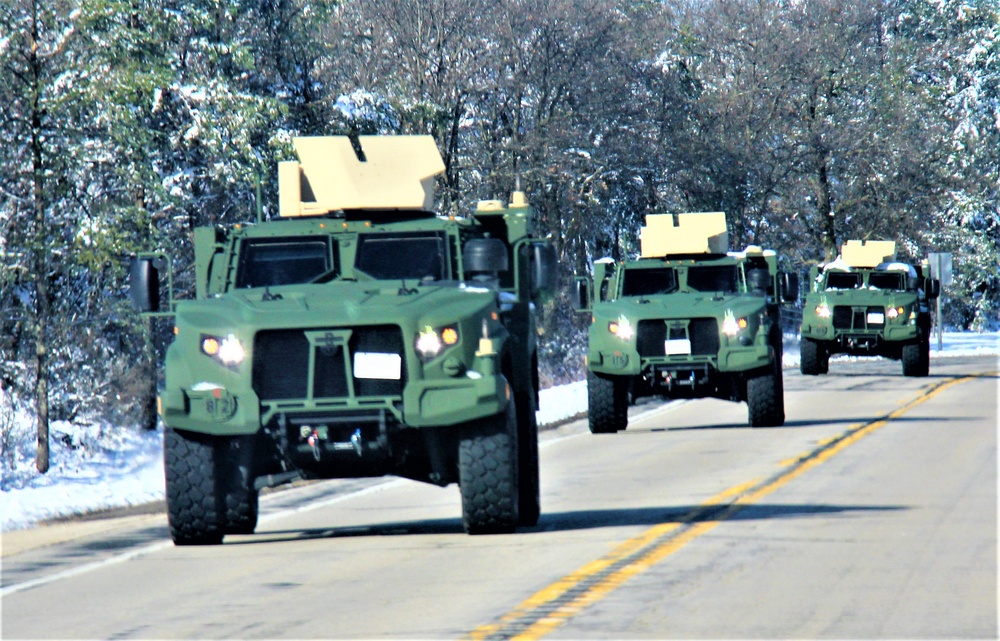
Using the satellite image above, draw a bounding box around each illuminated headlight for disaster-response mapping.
[886,306,905,319]
[608,317,634,341]
[200,333,246,367]
[722,314,749,337]
[416,325,459,361]
[814,304,832,318]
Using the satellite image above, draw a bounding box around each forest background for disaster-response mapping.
[1,0,998,472]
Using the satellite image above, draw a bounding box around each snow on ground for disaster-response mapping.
[1,332,996,532]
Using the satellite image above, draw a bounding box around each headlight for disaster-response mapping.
[886,305,905,319]
[814,304,832,318]
[416,324,459,361]
[721,312,749,337]
[608,317,634,341]
[200,333,246,367]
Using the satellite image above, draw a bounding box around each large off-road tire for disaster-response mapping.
[164,428,224,545]
[224,486,258,535]
[747,366,785,428]
[515,390,540,527]
[800,337,829,375]
[459,403,519,535]
[901,338,930,377]
[588,370,628,434]
[222,437,259,535]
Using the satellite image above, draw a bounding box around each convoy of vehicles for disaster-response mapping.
[129,135,943,543]
[799,240,940,377]
[572,212,799,431]
[131,135,556,543]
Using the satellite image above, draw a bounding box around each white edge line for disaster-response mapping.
[2,478,409,597]
[4,402,686,596]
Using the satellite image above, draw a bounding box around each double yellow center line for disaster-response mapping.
[468,374,980,641]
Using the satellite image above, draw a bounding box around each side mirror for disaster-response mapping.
[782,272,800,303]
[531,243,558,298]
[572,276,592,313]
[129,257,161,312]
[925,278,941,300]
[463,238,509,274]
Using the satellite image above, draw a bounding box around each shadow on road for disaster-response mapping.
[628,413,965,433]
[232,502,906,545]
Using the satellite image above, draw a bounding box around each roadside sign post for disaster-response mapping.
[927,252,953,352]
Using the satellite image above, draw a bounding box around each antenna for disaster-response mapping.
[255,170,263,223]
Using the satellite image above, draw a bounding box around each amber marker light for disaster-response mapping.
[441,327,459,345]
[202,336,220,356]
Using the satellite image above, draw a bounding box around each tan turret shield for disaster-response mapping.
[840,240,896,268]
[279,135,446,217]
[640,212,729,257]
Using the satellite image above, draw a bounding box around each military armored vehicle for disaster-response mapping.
[130,135,557,543]
[799,240,939,377]
[573,212,798,431]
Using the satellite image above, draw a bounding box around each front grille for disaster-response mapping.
[637,320,666,356]
[253,330,310,400]
[253,326,405,402]
[350,326,406,397]
[689,319,720,354]
[833,306,884,331]
[637,318,719,357]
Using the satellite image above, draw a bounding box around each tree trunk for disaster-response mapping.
[816,152,837,262]
[29,0,49,473]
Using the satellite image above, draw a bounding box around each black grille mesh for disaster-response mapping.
[637,318,719,357]
[252,326,405,401]
[253,330,309,400]
[833,306,885,330]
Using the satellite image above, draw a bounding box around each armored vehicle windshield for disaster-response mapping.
[354,231,449,281]
[236,237,334,288]
[687,264,739,293]
[621,267,678,296]
[824,272,862,290]
[868,271,905,291]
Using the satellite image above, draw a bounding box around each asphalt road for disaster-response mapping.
[2,355,996,639]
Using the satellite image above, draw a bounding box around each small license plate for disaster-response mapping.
[664,339,692,355]
[353,352,402,380]
[867,312,885,324]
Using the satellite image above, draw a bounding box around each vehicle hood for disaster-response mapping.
[174,281,498,332]
[595,293,765,322]
[807,289,919,306]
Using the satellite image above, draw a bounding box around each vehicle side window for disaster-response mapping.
[622,268,678,296]
[235,238,331,288]
[825,272,862,290]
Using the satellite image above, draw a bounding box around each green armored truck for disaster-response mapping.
[573,212,798,432]
[130,135,556,543]
[799,240,939,377]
